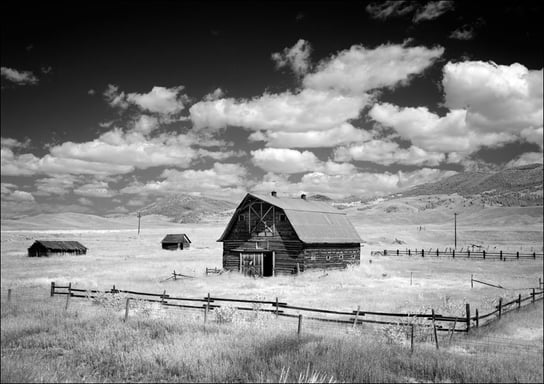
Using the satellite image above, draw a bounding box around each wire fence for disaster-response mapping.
[373,248,544,261]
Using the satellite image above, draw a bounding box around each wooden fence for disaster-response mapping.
[50,281,544,342]
[373,249,544,261]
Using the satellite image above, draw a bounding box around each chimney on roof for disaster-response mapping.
[271,191,277,197]
[301,193,307,200]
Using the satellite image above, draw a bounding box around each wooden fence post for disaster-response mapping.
[467,250,470,258]
[161,290,166,304]
[174,270,177,280]
[205,292,211,322]
[431,309,439,350]
[65,282,71,311]
[483,250,485,259]
[533,252,536,260]
[297,314,303,336]
[7,289,12,303]
[421,249,424,257]
[112,284,116,294]
[410,324,414,353]
[498,298,502,319]
[124,298,130,322]
[518,294,521,309]
[353,306,360,328]
[50,282,55,297]
[532,288,535,303]
[465,304,470,332]
[516,251,519,259]
[397,249,399,256]
[500,250,503,261]
[471,274,473,288]
[408,249,411,256]
[449,319,457,344]
[452,250,455,258]
[475,309,479,327]
[275,297,279,318]
[436,249,439,257]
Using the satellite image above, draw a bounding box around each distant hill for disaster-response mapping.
[138,194,236,223]
[308,194,333,202]
[402,163,543,207]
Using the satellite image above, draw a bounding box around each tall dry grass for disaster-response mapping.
[1,291,542,383]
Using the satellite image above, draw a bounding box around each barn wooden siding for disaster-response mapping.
[161,234,191,250]
[219,193,362,275]
[28,240,87,257]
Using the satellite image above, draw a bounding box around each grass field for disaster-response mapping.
[1,201,543,382]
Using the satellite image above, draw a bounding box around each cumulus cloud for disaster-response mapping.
[443,61,543,135]
[449,26,474,40]
[104,84,189,116]
[120,162,248,197]
[1,67,39,85]
[271,39,312,76]
[248,123,371,148]
[505,152,543,168]
[413,1,454,23]
[366,1,416,20]
[334,140,445,166]
[190,88,367,132]
[1,137,30,149]
[303,42,444,95]
[251,148,322,174]
[73,181,116,198]
[252,168,457,198]
[34,175,80,196]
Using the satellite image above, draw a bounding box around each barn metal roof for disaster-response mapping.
[161,234,191,243]
[218,193,362,244]
[30,240,87,251]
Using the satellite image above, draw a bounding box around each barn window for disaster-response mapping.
[238,214,245,222]
[326,255,331,261]
[339,254,343,260]
[279,214,286,222]
[310,254,316,261]
[256,241,267,249]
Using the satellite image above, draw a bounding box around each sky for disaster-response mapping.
[1,0,543,218]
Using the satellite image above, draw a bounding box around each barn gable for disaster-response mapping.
[218,192,362,276]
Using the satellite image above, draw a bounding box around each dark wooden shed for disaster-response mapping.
[218,192,362,276]
[161,234,191,250]
[28,240,88,257]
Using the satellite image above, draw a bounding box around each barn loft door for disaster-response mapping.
[248,202,276,237]
[240,252,264,277]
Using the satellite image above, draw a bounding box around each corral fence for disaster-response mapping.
[49,281,544,350]
[372,249,544,261]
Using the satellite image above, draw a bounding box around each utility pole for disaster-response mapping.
[137,212,141,235]
[454,212,457,250]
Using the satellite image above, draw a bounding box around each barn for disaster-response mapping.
[218,192,362,276]
[28,240,87,257]
[161,234,191,250]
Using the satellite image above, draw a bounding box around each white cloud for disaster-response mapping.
[251,148,321,174]
[73,181,116,198]
[1,67,39,85]
[104,84,189,116]
[271,39,312,76]
[520,127,543,149]
[5,190,36,202]
[366,1,416,20]
[132,115,160,135]
[443,61,543,135]
[505,152,543,168]
[77,197,94,206]
[1,137,30,149]
[334,140,445,166]
[248,123,371,148]
[449,26,474,40]
[303,42,444,95]
[190,88,367,132]
[252,168,457,198]
[369,103,517,157]
[120,163,248,197]
[34,175,79,196]
[126,86,188,115]
[413,1,454,23]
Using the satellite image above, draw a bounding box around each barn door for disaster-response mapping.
[240,253,263,277]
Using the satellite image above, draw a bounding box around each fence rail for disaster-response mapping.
[49,281,544,339]
[373,249,544,261]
